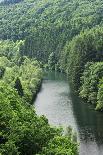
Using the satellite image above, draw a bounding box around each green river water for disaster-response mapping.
[34,71,103,155]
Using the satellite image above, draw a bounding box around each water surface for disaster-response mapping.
[34,71,103,155]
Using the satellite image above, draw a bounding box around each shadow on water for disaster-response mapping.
[43,71,67,81]
[34,71,103,155]
[70,86,103,155]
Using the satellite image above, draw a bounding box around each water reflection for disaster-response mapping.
[70,87,103,154]
[34,71,103,155]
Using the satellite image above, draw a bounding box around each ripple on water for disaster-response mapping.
[34,71,103,155]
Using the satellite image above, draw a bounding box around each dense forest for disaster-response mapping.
[0,0,79,154]
[0,0,102,111]
[1,0,103,154]
[0,29,78,155]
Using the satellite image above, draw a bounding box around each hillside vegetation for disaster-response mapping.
[1,0,102,111]
[0,82,78,155]
[0,0,103,62]
[1,0,103,153]
[0,0,79,154]
[0,41,78,155]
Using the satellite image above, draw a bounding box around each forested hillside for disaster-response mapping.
[0,0,79,154]
[1,0,103,154]
[0,42,78,154]
[1,0,103,110]
[1,0,103,63]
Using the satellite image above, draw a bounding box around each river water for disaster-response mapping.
[34,71,103,155]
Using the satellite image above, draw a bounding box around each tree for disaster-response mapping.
[48,52,56,70]
[14,77,24,97]
[0,66,5,78]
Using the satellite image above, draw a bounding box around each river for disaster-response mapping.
[34,71,103,155]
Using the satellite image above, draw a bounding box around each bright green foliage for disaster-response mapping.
[1,57,43,102]
[0,40,24,60]
[0,56,13,78]
[0,82,59,154]
[1,0,103,152]
[62,26,103,89]
[19,58,43,102]
[80,62,103,110]
[0,82,78,155]
[1,0,103,72]
[0,56,12,68]
[1,0,103,84]
[39,126,78,155]
[39,136,78,155]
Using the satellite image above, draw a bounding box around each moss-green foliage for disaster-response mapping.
[0,56,12,67]
[19,58,43,102]
[0,82,78,155]
[0,55,78,154]
[62,26,103,89]
[0,40,24,60]
[0,56,14,78]
[0,0,103,62]
[1,0,103,152]
[0,82,59,154]
[1,0,103,88]
[0,56,42,102]
[80,62,103,110]
[96,78,103,111]
[48,52,56,70]
[18,0,103,64]
[0,0,81,154]
[39,136,78,155]
[1,0,102,105]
